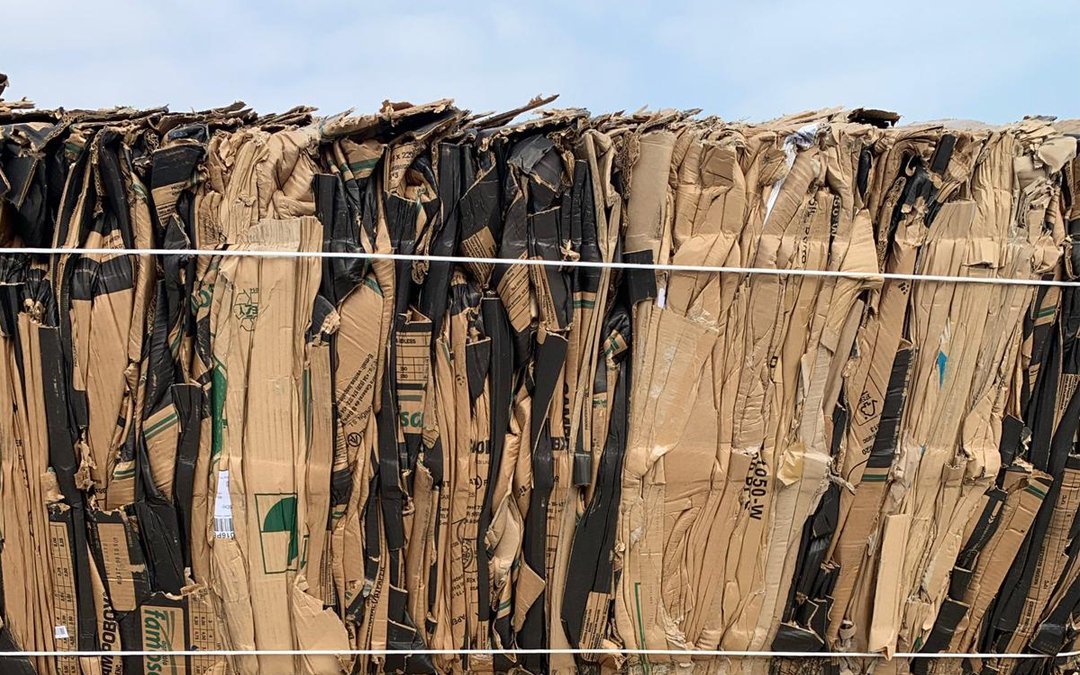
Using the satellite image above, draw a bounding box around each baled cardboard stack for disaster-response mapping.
[1,75,1079,674]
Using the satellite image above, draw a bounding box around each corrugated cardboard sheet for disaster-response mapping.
[1,76,1080,674]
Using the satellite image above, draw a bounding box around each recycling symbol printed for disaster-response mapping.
[235,288,260,332]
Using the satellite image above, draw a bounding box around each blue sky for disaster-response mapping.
[4,0,1078,124]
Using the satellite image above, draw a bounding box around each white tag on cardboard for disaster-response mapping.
[214,470,235,539]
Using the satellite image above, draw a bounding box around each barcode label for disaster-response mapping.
[214,517,235,539]
[214,470,235,539]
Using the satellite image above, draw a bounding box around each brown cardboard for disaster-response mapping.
[2,84,1080,675]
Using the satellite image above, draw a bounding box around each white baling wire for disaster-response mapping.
[1,648,1077,659]
[1,247,1078,661]
[4,246,1080,288]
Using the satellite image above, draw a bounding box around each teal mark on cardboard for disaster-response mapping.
[634,582,650,675]
[256,493,300,574]
[210,357,227,463]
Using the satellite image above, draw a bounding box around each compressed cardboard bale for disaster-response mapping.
[2,78,1080,675]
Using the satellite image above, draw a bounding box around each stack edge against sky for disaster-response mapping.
[1,73,1080,675]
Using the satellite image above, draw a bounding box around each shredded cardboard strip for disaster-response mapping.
[4,82,1080,675]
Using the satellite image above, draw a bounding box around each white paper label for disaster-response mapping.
[214,470,235,539]
[54,624,69,639]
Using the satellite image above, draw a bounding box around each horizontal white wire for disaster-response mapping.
[2,648,1075,659]
[4,246,1080,288]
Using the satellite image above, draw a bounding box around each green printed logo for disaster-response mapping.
[256,493,301,574]
[192,286,213,310]
[142,606,181,674]
[234,288,260,331]
[398,411,424,430]
[210,360,227,462]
